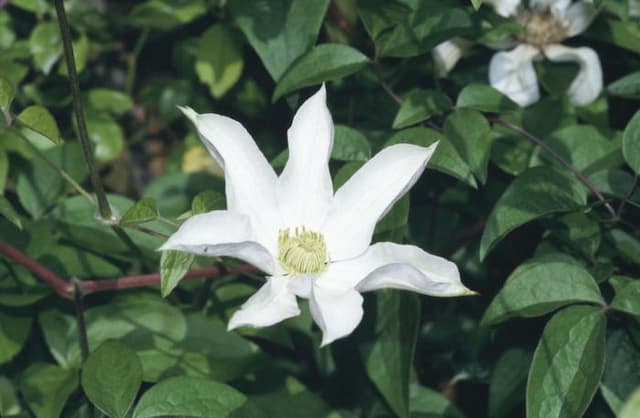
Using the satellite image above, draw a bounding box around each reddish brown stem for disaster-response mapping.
[0,239,257,298]
[0,240,72,298]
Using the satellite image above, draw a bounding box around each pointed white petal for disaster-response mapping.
[432,39,468,77]
[180,107,280,254]
[161,210,276,275]
[317,242,473,296]
[277,85,334,230]
[489,45,541,107]
[564,1,597,37]
[288,274,314,298]
[322,143,437,261]
[484,0,521,17]
[310,284,363,346]
[227,276,300,330]
[544,45,603,106]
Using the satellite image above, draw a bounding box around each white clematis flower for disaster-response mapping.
[162,85,473,346]
[433,0,602,107]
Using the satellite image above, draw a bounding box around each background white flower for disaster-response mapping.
[162,86,474,346]
[432,0,602,107]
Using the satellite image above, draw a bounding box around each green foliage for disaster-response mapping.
[1,1,639,417]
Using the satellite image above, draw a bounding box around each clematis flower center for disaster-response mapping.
[516,9,568,47]
[278,227,328,275]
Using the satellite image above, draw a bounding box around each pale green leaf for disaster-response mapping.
[28,22,62,74]
[0,76,14,109]
[191,190,225,215]
[160,250,195,297]
[87,89,134,115]
[619,388,640,418]
[195,25,244,98]
[608,71,640,99]
[120,197,159,226]
[611,279,640,317]
[600,329,640,415]
[17,105,61,144]
[0,195,21,229]
[20,363,78,418]
[623,111,640,175]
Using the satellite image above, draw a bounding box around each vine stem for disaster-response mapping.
[492,118,617,219]
[0,239,257,298]
[54,0,111,221]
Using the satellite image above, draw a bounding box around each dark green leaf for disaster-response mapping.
[456,83,518,113]
[160,250,195,297]
[611,280,640,317]
[195,25,244,98]
[82,341,142,418]
[120,197,159,226]
[607,229,640,264]
[601,329,640,415]
[545,212,601,258]
[273,44,369,101]
[0,376,21,417]
[0,312,31,365]
[479,167,587,260]
[358,0,412,42]
[128,0,207,30]
[608,71,640,99]
[17,105,61,144]
[20,363,78,418]
[527,305,606,418]
[362,291,420,418]
[132,376,247,418]
[230,0,330,81]
[443,108,492,184]
[410,384,466,418]
[623,111,640,175]
[589,169,640,207]
[332,125,371,162]
[392,89,452,129]
[489,348,531,418]
[0,195,22,229]
[0,76,14,109]
[482,259,603,325]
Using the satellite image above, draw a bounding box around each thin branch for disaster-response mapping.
[54,0,111,221]
[0,240,72,298]
[126,28,149,95]
[492,118,617,219]
[615,174,638,220]
[373,65,403,106]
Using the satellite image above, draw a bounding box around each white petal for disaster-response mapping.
[310,283,363,346]
[317,242,473,296]
[530,0,570,14]
[544,44,603,106]
[484,0,521,17]
[322,143,437,261]
[288,274,314,298]
[277,85,334,230]
[160,210,276,275]
[180,107,280,254]
[563,1,597,37]
[631,0,640,18]
[432,39,468,77]
[489,45,541,107]
[227,276,300,330]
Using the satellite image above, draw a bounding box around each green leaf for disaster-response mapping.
[620,388,640,418]
[0,376,21,417]
[128,0,207,30]
[332,125,371,162]
[608,71,640,99]
[392,89,452,129]
[589,169,640,208]
[0,150,7,192]
[120,197,159,226]
[230,0,330,81]
[358,0,412,43]
[192,190,225,215]
[82,341,142,418]
[607,229,640,265]
[623,111,640,175]
[195,25,244,98]
[0,195,22,229]
[87,89,134,115]
[20,363,78,418]
[410,384,466,417]
[0,76,14,109]
[362,291,420,418]
[386,127,477,188]
[545,212,601,258]
[273,44,369,101]
[489,348,531,418]
[17,105,61,144]
[16,142,88,218]
[443,108,492,184]
[584,16,640,54]
[380,7,474,57]
[132,376,247,418]
[600,329,640,415]
[526,305,606,418]
[456,83,518,113]
[83,111,125,162]
[28,22,62,74]
[40,245,122,278]
[470,0,482,10]
[611,280,640,317]
[0,312,31,365]
[160,250,195,297]
[479,167,587,260]
[482,259,603,325]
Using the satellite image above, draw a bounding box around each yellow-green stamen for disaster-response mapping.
[516,9,568,47]
[278,227,328,275]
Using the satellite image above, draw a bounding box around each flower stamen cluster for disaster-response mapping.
[516,9,568,47]
[278,227,328,275]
